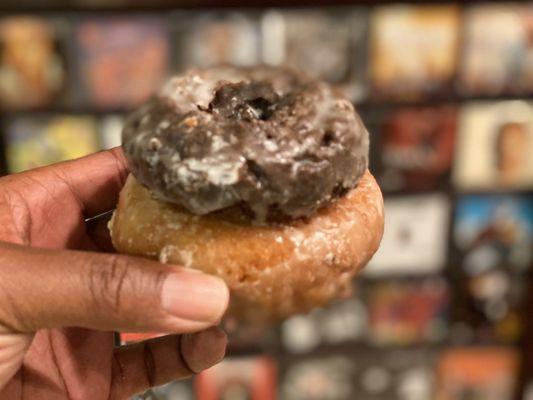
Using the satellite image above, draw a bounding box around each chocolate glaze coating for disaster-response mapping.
[122,66,369,221]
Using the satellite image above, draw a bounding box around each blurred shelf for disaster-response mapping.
[356,94,533,110]
[0,0,487,13]
[2,94,533,117]
[227,339,523,358]
[0,107,128,118]
[378,187,533,198]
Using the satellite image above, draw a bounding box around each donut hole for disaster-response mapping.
[322,130,335,146]
[247,97,275,121]
[209,82,278,121]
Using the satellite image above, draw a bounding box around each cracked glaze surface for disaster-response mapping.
[122,66,369,221]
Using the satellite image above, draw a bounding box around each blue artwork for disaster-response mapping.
[454,195,533,273]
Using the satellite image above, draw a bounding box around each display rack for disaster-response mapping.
[1,2,532,399]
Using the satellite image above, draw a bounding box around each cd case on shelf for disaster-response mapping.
[0,16,67,110]
[365,194,450,276]
[73,17,169,109]
[453,101,533,190]
[369,5,460,101]
[376,106,457,192]
[459,4,533,96]
[4,115,99,173]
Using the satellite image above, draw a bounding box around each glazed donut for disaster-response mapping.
[112,66,383,321]
[110,170,383,321]
[121,66,369,221]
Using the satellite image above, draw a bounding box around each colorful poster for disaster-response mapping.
[0,17,65,109]
[74,17,169,108]
[378,106,457,191]
[366,194,450,276]
[370,5,459,100]
[177,12,260,70]
[5,116,99,173]
[435,347,519,400]
[459,4,533,95]
[453,101,533,190]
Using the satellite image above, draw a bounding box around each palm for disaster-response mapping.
[0,154,127,399]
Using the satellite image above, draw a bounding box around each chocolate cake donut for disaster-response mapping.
[121,66,368,221]
[111,66,383,321]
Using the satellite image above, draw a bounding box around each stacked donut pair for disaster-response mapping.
[110,66,384,321]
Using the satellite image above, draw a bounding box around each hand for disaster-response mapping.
[0,148,229,399]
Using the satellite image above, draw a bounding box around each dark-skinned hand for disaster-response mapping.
[0,148,229,399]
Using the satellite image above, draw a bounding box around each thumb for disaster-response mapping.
[0,242,229,334]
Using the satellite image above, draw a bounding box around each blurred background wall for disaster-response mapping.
[0,1,533,399]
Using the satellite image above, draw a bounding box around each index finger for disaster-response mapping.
[4,147,129,218]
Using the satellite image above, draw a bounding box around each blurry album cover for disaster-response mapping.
[365,279,449,345]
[370,5,460,100]
[454,195,533,272]
[195,357,276,400]
[5,116,99,173]
[281,356,357,400]
[74,17,169,108]
[99,115,124,150]
[177,12,260,70]
[454,271,526,343]
[453,101,533,190]
[365,194,450,276]
[378,106,457,191]
[352,349,437,400]
[281,297,367,353]
[435,347,519,400]
[459,4,533,96]
[453,195,533,342]
[0,17,66,109]
[261,9,367,101]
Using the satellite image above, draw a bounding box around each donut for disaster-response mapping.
[112,66,384,321]
[121,66,369,222]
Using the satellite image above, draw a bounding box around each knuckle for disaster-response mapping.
[86,254,130,315]
[0,285,30,332]
[85,254,168,320]
[0,245,32,332]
